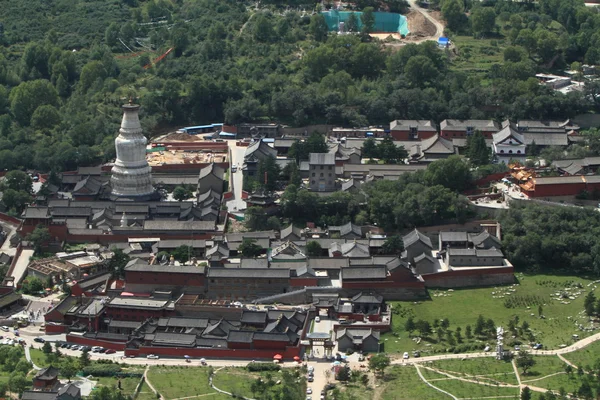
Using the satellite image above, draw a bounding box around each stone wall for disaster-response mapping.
[423,268,514,288]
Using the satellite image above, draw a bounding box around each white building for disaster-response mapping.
[492,121,526,164]
[110,102,157,200]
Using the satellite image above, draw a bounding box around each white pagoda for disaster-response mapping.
[110,102,157,200]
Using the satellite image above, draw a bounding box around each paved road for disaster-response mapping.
[408,0,445,43]
[226,141,247,212]
[392,330,600,366]
[10,249,34,285]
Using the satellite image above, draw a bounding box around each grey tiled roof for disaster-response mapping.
[351,292,383,304]
[199,163,225,180]
[402,229,433,249]
[125,263,205,274]
[440,232,468,242]
[342,266,387,280]
[207,268,289,279]
[227,330,254,343]
[143,220,216,231]
[240,310,268,324]
[414,253,435,264]
[152,332,196,347]
[309,152,335,165]
[108,320,141,329]
[440,119,500,131]
[390,120,436,131]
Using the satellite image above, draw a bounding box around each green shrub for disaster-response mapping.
[81,364,122,376]
[246,362,281,372]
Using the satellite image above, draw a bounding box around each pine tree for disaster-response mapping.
[584,291,596,316]
[467,131,490,166]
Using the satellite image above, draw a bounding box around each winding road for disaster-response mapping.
[407,0,445,43]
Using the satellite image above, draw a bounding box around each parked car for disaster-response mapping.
[147,354,159,359]
[315,316,320,323]
[403,352,409,359]
[0,326,9,332]
[105,349,116,354]
[307,376,314,382]
[413,351,420,358]
[306,388,312,394]
[33,337,45,343]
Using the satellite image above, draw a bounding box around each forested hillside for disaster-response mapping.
[0,0,598,173]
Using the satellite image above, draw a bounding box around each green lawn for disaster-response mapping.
[427,357,518,385]
[341,383,375,400]
[211,368,256,398]
[146,366,218,399]
[562,340,600,369]
[379,366,450,400]
[383,274,599,354]
[29,348,47,367]
[136,381,158,400]
[522,371,582,394]
[94,376,141,397]
[419,367,452,381]
[521,356,567,380]
[432,378,520,399]
[450,35,506,74]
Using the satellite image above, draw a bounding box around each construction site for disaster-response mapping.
[146,146,228,173]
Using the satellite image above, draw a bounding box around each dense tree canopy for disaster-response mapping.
[499,203,600,275]
[0,0,595,175]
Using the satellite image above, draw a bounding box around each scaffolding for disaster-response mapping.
[321,10,410,36]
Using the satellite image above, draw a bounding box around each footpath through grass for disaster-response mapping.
[379,366,449,400]
[383,274,600,355]
[562,339,600,368]
[427,357,518,385]
[146,366,217,399]
[211,368,255,398]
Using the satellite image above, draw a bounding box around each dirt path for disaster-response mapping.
[406,0,445,43]
[414,364,459,399]
[143,366,163,400]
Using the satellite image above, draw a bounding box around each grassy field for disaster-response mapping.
[94,376,141,396]
[523,371,581,394]
[402,351,599,398]
[136,381,158,400]
[427,357,519,385]
[562,340,600,368]
[521,356,567,379]
[341,383,375,400]
[29,348,47,367]
[379,366,450,400]
[382,274,599,355]
[211,368,256,398]
[432,378,520,399]
[450,35,506,74]
[419,367,452,381]
[146,366,218,399]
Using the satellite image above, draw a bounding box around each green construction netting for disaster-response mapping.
[321,10,410,36]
